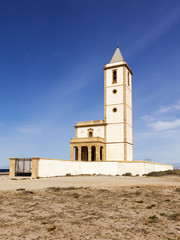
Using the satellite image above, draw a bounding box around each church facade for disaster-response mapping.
[9,46,173,178]
[70,46,133,162]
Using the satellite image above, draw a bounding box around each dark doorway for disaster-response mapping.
[74,147,78,160]
[15,158,32,176]
[91,146,96,161]
[100,146,103,161]
[81,147,88,161]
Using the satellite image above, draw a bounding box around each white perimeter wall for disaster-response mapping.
[38,159,173,177]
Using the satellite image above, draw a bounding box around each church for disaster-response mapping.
[9,46,173,178]
[70,45,133,162]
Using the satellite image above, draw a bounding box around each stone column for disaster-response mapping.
[88,146,91,161]
[96,146,100,161]
[31,158,40,178]
[78,146,81,161]
[70,145,74,160]
[9,158,16,177]
[102,146,105,161]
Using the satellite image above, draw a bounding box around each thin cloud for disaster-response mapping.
[141,100,180,132]
[148,119,180,131]
[17,127,41,134]
[156,101,180,115]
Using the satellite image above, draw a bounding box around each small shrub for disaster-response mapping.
[16,188,26,191]
[47,225,56,232]
[175,188,180,192]
[136,200,143,203]
[147,204,156,209]
[66,173,71,176]
[148,215,158,223]
[168,213,180,221]
[122,172,132,176]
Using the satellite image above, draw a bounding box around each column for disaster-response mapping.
[88,146,91,161]
[78,146,81,161]
[9,158,16,177]
[70,145,74,160]
[96,146,100,161]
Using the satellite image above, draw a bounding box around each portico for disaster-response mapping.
[70,137,105,161]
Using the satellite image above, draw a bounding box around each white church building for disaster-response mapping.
[9,46,173,178]
[70,45,133,162]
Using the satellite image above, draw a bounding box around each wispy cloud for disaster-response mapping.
[148,119,180,131]
[141,100,180,131]
[17,127,41,134]
[156,101,180,115]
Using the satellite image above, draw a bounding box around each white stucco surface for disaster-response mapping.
[106,105,123,123]
[38,159,173,177]
[106,85,123,105]
[77,126,104,138]
[106,124,124,142]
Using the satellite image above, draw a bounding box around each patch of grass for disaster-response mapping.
[122,172,132,176]
[66,173,71,176]
[168,213,180,221]
[148,215,159,223]
[143,169,180,177]
[47,225,56,232]
[47,187,75,192]
[164,199,170,202]
[11,178,17,180]
[146,204,156,209]
[16,188,26,191]
[136,200,143,203]
[175,188,180,192]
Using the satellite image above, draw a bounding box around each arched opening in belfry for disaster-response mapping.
[81,146,88,161]
[89,131,93,137]
[74,147,78,161]
[91,146,96,161]
[100,146,103,161]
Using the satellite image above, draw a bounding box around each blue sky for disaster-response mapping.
[0,0,180,167]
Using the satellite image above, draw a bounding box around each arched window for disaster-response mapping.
[89,132,93,137]
[88,128,93,138]
[128,72,130,86]
[112,70,117,83]
[100,146,103,161]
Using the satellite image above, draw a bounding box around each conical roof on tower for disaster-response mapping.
[110,45,124,63]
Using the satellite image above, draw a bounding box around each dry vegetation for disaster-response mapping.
[143,169,180,177]
[0,185,180,240]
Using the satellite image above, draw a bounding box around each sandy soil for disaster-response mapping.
[0,175,180,191]
[0,176,180,240]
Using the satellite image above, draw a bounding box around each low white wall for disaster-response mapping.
[38,159,173,177]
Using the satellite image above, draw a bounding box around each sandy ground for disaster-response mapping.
[0,175,180,191]
[0,176,180,240]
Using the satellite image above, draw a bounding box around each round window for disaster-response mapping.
[113,108,117,113]
[112,89,117,94]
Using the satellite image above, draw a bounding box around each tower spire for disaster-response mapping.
[110,45,123,63]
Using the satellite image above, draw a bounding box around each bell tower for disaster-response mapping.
[104,46,133,161]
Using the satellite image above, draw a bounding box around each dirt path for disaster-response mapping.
[0,175,180,191]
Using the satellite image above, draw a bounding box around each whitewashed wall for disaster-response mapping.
[77,126,104,138]
[38,159,173,177]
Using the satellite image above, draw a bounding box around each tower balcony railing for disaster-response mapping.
[70,137,104,144]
